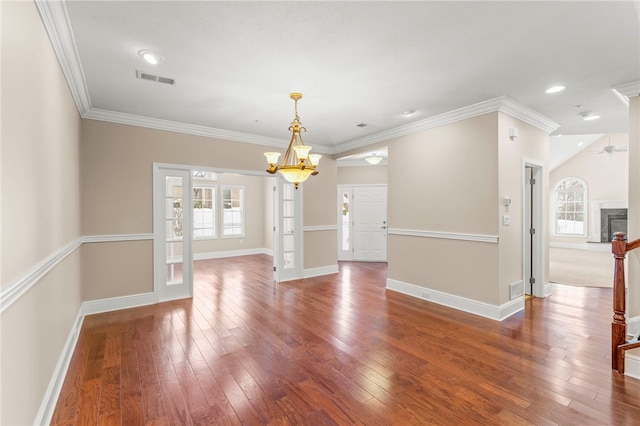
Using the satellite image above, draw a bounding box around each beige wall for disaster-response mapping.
[389,114,499,234]
[1,2,83,424]
[82,240,153,300]
[387,113,500,304]
[337,165,388,185]
[497,113,549,305]
[549,133,629,245]
[302,156,338,268]
[81,119,337,290]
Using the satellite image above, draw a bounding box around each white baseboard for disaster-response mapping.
[34,308,84,426]
[36,291,160,423]
[303,264,339,279]
[545,283,553,297]
[193,248,272,261]
[549,241,610,252]
[386,278,524,321]
[620,317,640,381]
[628,316,640,337]
[625,350,640,380]
[82,292,158,316]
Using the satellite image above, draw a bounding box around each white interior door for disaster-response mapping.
[354,186,387,261]
[274,179,303,281]
[153,165,193,302]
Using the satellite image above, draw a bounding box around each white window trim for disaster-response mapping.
[553,177,588,237]
[193,182,217,240]
[221,185,245,238]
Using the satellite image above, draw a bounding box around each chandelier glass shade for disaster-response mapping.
[264,93,321,189]
[365,153,383,165]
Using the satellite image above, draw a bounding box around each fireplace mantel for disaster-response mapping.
[589,199,628,242]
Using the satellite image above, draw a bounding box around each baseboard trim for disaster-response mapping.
[625,351,640,380]
[550,241,610,252]
[628,316,640,337]
[82,292,157,316]
[193,248,272,261]
[386,278,524,321]
[544,283,553,297]
[34,308,84,426]
[622,316,640,380]
[303,264,339,279]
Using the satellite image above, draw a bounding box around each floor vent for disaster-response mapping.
[510,280,524,300]
[136,70,175,85]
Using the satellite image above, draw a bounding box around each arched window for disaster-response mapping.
[554,178,587,236]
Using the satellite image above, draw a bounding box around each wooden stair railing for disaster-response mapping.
[612,232,640,374]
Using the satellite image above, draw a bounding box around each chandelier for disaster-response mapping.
[264,93,321,189]
[365,153,382,165]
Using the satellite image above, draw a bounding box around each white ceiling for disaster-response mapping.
[43,1,639,158]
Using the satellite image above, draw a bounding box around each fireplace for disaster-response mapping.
[600,208,628,242]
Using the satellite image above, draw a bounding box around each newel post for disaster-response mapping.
[612,232,628,371]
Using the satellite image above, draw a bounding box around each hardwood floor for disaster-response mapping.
[52,255,640,425]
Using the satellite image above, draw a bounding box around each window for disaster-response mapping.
[193,185,216,238]
[222,186,244,237]
[192,170,218,239]
[554,178,586,236]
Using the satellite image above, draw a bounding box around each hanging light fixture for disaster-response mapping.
[264,93,321,189]
[365,153,383,165]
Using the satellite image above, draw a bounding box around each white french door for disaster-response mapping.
[274,179,303,282]
[153,165,193,302]
[337,185,388,262]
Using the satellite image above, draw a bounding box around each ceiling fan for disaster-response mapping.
[597,134,627,156]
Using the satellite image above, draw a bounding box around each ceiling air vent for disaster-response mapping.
[135,70,175,85]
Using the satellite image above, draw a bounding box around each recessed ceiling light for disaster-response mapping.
[578,142,584,146]
[545,85,566,94]
[583,115,600,121]
[402,110,417,118]
[138,50,160,65]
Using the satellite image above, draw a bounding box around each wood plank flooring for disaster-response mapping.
[52,255,640,425]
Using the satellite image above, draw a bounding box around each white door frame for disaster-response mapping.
[523,160,546,298]
[153,163,275,299]
[153,163,194,302]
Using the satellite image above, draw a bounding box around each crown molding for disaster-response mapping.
[612,81,640,107]
[83,108,301,150]
[496,97,560,134]
[35,0,91,115]
[39,1,558,156]
[614,81,640,98]
[334,96,559,154]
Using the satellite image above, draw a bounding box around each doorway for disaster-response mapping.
[337,185,388,261]
[273,180,303,282]
[153,163,289,302]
